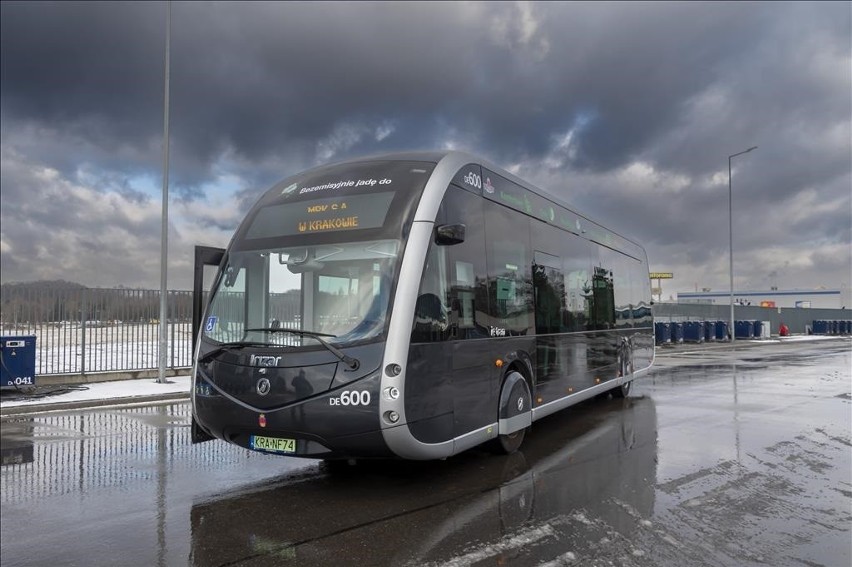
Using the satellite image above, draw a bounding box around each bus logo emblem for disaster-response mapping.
[256,378,271,396]
[251,355,282,367]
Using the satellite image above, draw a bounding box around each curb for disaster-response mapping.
[0,392,190,417]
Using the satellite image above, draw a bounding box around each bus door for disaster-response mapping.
[192,245,226,351]
[192,245,225,444]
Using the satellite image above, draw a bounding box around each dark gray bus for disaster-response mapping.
[191,151,654,460]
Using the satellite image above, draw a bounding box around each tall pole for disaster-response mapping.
[158,1,171,383]
[728,145,757,343]
[728,155,733,343]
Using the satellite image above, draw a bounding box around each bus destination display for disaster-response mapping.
[246,192,396,239]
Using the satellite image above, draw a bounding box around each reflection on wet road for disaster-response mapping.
[1,339,850,566]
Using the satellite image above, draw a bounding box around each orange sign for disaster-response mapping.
[298,217,359,233]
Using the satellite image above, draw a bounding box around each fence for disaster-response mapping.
[3,286,849,377]
[1,286,195,375]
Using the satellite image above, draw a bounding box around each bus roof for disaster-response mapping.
[274,150,647,260]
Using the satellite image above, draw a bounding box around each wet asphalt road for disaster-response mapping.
[1,339,850,567]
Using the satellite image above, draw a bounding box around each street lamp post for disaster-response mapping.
[158,1,171,383]
[728,145,757,343]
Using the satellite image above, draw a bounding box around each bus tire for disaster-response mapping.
[487,371,531,455]
[611,338,633,398]
[488,426,527,454]
[611,379,631,398]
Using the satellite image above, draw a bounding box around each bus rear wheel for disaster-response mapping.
[611,379,631,398]
[612,340,633,398]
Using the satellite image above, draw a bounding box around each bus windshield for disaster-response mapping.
[203,239,398,348]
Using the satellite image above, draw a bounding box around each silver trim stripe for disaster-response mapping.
[379,152,474,459]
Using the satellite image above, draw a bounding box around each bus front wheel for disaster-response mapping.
[486,371,532,455]
[489,427,527,454]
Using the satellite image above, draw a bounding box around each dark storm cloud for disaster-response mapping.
[1,2,165,172]
[3,2,846,178]
[0,3,757,177]
[1,1,849,290]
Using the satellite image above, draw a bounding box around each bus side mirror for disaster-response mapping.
[435,224,466,246]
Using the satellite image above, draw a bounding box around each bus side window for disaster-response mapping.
[597,248,634,329]
[484,200,533,336]
[411,242,450,343]
[444,185,489,340]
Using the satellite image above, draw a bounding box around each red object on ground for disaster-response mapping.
[779,324,789,337]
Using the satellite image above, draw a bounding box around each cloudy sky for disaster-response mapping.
[1,1,850,297]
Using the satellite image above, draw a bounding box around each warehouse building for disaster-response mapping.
[676,288,849,309]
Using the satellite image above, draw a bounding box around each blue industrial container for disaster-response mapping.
[715,321,729,341]
[831,320,840,335]
[671,322,684,344]
[683,321,705,343]
[704,321,716,342]
[655,322,671,345]
[735,320,754,339]
[812,320,829,334]
[1,335,36,389]
[752,320,764,339]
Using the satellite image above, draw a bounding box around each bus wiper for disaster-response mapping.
[198,341,279,364]
[244,328,360,370]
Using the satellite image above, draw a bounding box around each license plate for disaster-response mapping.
[250,435,296,454]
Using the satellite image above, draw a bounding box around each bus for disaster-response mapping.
[191,151,654,460]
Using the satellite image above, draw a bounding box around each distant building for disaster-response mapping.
[676,288,849,309]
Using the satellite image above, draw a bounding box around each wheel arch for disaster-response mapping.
[502,349,535,391]
[497,369,532,436]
